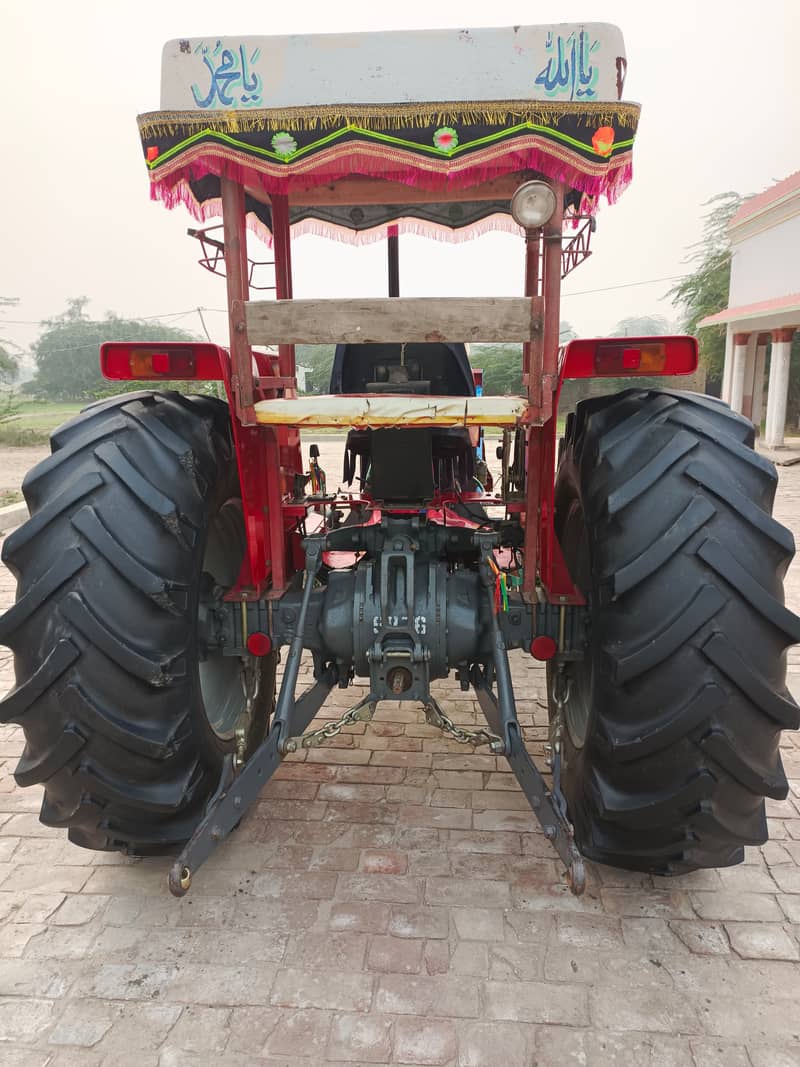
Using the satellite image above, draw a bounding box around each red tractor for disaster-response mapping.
[3,24,797,896]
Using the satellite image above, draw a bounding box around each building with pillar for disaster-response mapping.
[698,171,800,447]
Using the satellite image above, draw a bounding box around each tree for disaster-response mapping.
[27,299,198,401]
[0,297,20,385]
[470,325,577,396]
[468,345,520,395]
[0,343,18,385]
[298,324,577,398]
[610,314,672,337]
[668,192,743,392]
[297,344,336,394]
[559,320,577,343]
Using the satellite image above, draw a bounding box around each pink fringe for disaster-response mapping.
[164,182,527,245]
[150,141,634,229]
[287,214,526,245]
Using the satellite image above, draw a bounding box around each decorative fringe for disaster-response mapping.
[138,99,640,138]
[287,214,526,246]
[171,202,525,248]
[155,170,633,252]
[149,136,635,217]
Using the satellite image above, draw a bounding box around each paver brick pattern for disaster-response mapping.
[0,445,799,1064]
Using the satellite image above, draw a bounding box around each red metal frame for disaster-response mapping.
[104,174,695,612]
[520,183,583,603]
[220,180,288,598]
[561,216,593,278]
[187,225,277,291]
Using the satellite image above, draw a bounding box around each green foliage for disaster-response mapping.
[0,400,82,447]
[470,323,576,396]
[785,336,800,428]
[27,298,204,401]
[469,344,522,395]
[0,296,20,384]
[668,192,743,390]
[0,346,18,385]
[297,344,336,394]
[609,314,673,337]
[0,392,20,423]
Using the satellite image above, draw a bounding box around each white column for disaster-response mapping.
[764,328,796,448]
[741,334,758,421]
[721,326,735,404]
[730,332,751,414]
[750,334,769,433]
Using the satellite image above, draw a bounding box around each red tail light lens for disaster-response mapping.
[101,342,225,381]
[595,345,641,374]
[128,349,195,377]
[561,336,698,379]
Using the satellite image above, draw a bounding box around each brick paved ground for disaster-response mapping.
[0,442,800,1065]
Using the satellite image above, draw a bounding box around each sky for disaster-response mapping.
[2,0,798,359]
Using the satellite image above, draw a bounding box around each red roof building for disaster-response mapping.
[698,172,800,446]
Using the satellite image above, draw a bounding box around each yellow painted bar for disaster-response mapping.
[253,394,528,428]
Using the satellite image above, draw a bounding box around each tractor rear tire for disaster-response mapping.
[0,391,275,854]
[553,388,800,874]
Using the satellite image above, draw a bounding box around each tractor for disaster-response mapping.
[2,23,797,896]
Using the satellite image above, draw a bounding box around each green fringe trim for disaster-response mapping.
[138,99,641,138]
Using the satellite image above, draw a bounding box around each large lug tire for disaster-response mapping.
[553,388,800,874]
[0,391,275,854]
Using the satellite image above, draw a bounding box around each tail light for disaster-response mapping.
[100,342,225,380]
[561,336,698,379]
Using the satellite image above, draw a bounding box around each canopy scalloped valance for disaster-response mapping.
[138,99,640,243]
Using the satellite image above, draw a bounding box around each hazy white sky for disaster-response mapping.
[2,0,798,355]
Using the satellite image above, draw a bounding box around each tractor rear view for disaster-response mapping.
[2,23,797,896]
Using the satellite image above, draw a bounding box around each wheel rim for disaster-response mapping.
[559,496,593,750]
[197,500,255,741]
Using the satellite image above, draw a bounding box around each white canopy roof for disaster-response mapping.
[160,24,627,112]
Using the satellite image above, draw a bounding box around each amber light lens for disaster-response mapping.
[128,349,195,377]
[637,344,668,372]
[594,343,666,375]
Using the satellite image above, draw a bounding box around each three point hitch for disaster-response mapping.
[169,532,585,897]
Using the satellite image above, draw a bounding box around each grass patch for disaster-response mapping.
[0,490,23,507]
[0,401,83,446]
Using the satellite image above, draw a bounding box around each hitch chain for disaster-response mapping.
[424,697,504,752]
[546,667,572,821]
[234,654,261,769]
[282,696,377,752]
[547,668,571,750]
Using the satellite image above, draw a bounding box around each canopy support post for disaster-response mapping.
[522,231,540,389]
[221,177,255,424]
[388,224,400,297]
[541,183,564,418]
[268,192,303,548]
[523,182,568,602]
[271,194,295,381]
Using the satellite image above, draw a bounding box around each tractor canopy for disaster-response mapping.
[138,23,640,244]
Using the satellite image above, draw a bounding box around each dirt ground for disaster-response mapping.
[0,435,509,498]
[0,448,53,495]
[0,436,799,1066]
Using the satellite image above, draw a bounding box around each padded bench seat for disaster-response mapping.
[253,394,528,428]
